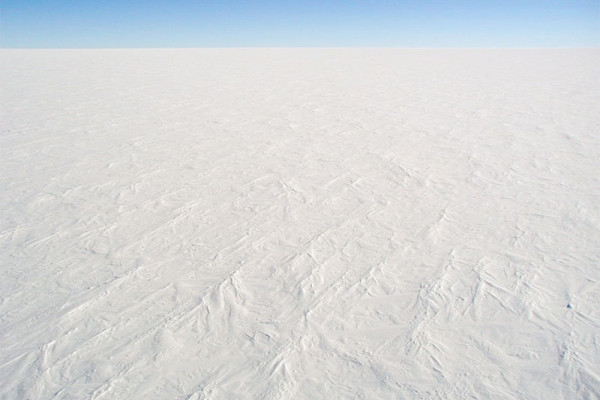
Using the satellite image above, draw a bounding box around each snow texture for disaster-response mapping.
[1,49,599,399]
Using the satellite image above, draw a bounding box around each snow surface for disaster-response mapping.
[1,49,599,399]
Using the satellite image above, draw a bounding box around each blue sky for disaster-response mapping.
[1,0,598,48]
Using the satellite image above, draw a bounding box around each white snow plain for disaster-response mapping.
[1,49,599,399]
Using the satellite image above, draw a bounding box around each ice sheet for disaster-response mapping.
[1,48,599,399]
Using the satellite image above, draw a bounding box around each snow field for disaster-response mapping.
[1,49,599,399]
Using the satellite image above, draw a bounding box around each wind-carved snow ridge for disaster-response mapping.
[1,48,599,399]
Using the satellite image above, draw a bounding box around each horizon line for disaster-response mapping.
[2,46,599,50]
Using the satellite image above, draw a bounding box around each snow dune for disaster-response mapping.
[1,48,599,399]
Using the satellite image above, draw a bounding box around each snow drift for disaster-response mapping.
[1,48,599,399]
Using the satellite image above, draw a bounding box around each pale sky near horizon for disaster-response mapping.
[1,0,599,48]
